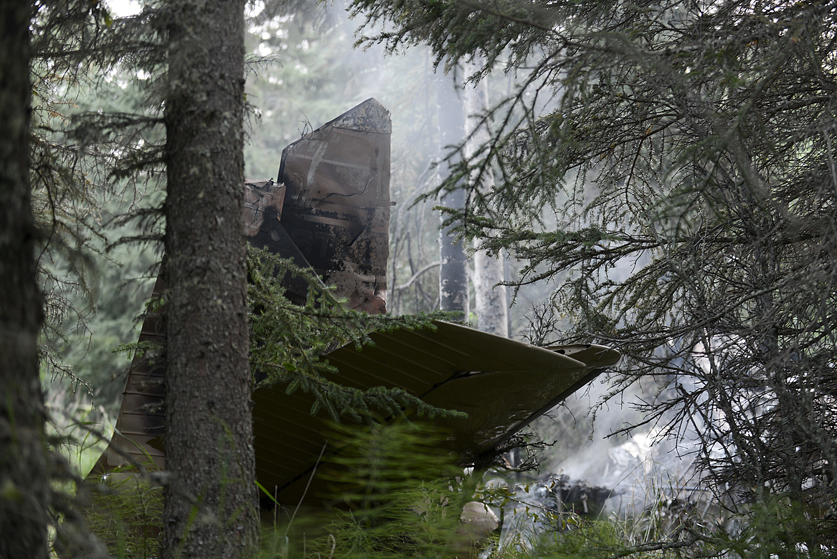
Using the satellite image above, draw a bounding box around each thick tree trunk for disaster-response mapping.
[436,71,469,322]
[161,0,258,557]
[0,1,50,557]
[463,59,508,337]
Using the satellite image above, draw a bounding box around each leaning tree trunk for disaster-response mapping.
[161,0,258,557]
[463,58,508,337]
[0,1,50,557]
[436,71,469,322]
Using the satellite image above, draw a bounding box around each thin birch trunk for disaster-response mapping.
[464,58,508,337]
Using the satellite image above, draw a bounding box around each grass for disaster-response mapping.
[55,416,837,559]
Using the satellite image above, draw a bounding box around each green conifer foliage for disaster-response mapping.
[288,422,478,559]
[248,246,463,422]
[351,0,837,553]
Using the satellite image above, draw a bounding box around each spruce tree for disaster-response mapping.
[159,0,259,556]
[0,1,50,556]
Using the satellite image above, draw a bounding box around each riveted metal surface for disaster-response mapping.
[251,321,620,506]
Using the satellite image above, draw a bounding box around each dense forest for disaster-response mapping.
[2,0,837,557]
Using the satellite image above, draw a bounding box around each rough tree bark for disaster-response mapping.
[161,0,258,557]
[436,71,469,321]
[0,1,50,557]
[463,58,508,337]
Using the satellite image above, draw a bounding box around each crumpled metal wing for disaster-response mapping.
[251,321,620,506]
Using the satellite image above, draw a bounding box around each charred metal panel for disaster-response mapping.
[278,98,391,313]
[243,179,285,238]
[242,179,315,303]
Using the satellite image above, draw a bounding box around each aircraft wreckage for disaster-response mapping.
[94,98,620,507]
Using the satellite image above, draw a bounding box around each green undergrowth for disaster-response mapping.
[260,421,479,559]
[81,464,163,559]
[75,424,837,559]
